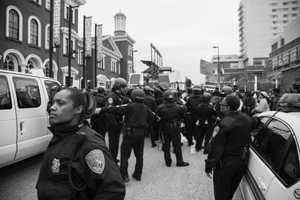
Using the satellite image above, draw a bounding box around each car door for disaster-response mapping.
[0,74,17,167]
[264,130,300,199]
[249,117,292,199]
[12,75,48,160]
[42,79,61,141]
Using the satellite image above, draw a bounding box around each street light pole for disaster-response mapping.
[213,46,220,88]
[67,5,72,87]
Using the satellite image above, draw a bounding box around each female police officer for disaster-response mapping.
[36,87,125,200]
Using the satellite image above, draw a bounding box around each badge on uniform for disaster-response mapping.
[85,149,105,174]
[212,126,220,138]
[51,158,60,173]
[108,98,113,105]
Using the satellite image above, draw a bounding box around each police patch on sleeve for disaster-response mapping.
[108,98,113,105]
[212,126,220,138]
[85,149,105,174]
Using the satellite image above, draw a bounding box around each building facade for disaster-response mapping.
[0,0,135,89]
[238,0,300,67]
[268,16,300,91]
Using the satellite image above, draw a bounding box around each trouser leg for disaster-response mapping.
[107,122,121,163]
[133,131,145,177]
[120,137,133,178]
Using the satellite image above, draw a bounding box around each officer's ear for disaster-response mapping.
[74,105,84,115]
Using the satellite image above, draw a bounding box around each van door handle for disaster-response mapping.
[257,177,267,191]
[20,121,25,135]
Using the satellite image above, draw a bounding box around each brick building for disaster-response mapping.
[0,0,135,89]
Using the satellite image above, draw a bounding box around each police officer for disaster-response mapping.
[143,86,157,147]
[96,89,158,182]
[156,90,189,167]
[185,85,203,146]
[104,78,128,163]
[215,86,233,120]
[195,93,217,154]
[205,95,257,200]
[91,87,107,137]
[37,87,125,200]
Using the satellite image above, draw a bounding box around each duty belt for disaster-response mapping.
[166,121,180,128]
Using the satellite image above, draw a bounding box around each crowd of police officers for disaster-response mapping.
[89,78,264,200]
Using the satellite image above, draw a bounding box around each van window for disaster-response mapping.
[44,80,60,100]
[0,75,12,109]
[13,77,41,108]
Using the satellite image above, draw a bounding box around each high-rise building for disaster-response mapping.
[238,0,300,67]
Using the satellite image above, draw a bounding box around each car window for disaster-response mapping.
[44,80,60,99]
[13,77,41,108]
[0,75,12,110]
[251,116,270,141]
[278,139,300,186]
[252,118,291,168]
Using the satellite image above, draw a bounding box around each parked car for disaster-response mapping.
[240,93,300,200]
[0,70,61,168]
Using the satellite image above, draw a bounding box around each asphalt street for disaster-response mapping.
[0,135,243,200]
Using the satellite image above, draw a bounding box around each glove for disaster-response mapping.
[180,132,187,143]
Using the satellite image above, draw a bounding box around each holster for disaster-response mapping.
[122,126,135,138]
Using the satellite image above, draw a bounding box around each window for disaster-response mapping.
[26,58,38,74]
[64,4,75,23]
[292,7,300,10]
[278,140,300,186]
[252,118,291,168]
[44,62,50,77]
[6,6,23,41]
[31,0,40,4]
[128,46,133,57]
[44,80,60,99]
[292,13,298,17]
[30,19,38,45]
[283,14,289,17]
[45,0,51,10]
[4,55,16,71]
[98,56,105,69]
[272,27,278,30]
[9,9,19,39]
[270,3,277,6]
[0,75,12,110]
[283,20,289,23]
[45,25,50,49]
[13,77,41,108]
[111,59,117,73]
[64,37,75,57]
[271,15,278,18]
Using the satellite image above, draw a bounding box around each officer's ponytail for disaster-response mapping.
[83,91,96,119]
[62,87,96,121]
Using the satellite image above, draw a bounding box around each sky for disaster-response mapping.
[78,0,241,85]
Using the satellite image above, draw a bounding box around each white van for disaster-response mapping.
[0,69,61,168]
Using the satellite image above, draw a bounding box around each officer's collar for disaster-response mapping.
[49,123,84,139]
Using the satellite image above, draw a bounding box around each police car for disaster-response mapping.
[240,93,300,200]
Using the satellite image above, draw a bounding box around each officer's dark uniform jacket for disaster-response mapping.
[197,102,217,126]
[94,93,106,108]
[186,93,203,113]
[104,90,125,125]
[101,102,157,128]
[36,124,125,200]
[143,95,157,112]
[205,111,253,173]
[156,102,187,126]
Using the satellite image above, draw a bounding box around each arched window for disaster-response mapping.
[9,9,19,39]
[44,62,50,77]
[30,19,38,45]
[47,26,50,49]
[4,55,15,71]
[26,58,37,73]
